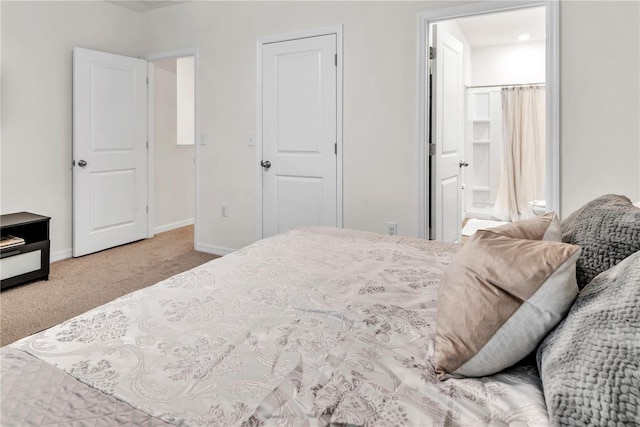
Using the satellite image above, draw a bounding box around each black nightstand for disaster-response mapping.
[1,212,51,290]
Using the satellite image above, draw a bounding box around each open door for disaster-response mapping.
[430,25,464,242]
[73,48,148,257]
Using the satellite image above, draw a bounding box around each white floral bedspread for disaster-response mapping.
[11,227,549,426]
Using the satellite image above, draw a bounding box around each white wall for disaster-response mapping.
[1,1,638,258]
[471,41,545,87]
[144,1,639,253]
[153,59,195,232]
[560,0,639,215]
[0,1,144,260]
[143,1,445,252]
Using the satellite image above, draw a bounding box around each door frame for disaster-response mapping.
[416,1,559,239]
[256,25,344,240]
[144,48,200,248]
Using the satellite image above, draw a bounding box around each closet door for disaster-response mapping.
[260,34,339,238]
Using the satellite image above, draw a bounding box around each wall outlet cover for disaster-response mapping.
[386,222,397,235]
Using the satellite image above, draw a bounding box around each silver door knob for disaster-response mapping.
[260,160,271,169]
[459,161,469,168]
[78,160,88,167]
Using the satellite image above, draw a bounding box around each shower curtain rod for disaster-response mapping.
[467,82,546,89]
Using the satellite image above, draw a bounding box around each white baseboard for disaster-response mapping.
[51,248,72,263]
[196,242,236,256]
[154,218,194,234]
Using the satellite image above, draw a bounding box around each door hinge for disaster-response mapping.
[429,47,436,60]
[146,140,149,149]
[428,144,436,156]
[146,206,149,214]
[146,76,149,85]
[335,143,337,155]
[334,53,337,67]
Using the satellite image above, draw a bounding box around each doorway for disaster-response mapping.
[72,48,199,257]
[150,57,195,234]
[146,49,200,247]
[417,1,559,240]
[457,8,546,225]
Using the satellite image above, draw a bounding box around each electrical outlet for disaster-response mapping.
[220,203,228,217]
[386,222,397,235]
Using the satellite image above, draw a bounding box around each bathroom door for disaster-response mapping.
[430,25,464,242]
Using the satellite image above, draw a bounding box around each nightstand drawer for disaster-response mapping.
[0,249,42,280]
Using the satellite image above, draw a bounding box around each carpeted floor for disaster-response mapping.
[0,225,219,346]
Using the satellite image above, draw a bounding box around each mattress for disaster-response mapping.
[3,227,549,426]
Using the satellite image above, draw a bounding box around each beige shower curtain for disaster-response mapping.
[493,86,545,221]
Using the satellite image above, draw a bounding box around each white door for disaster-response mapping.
[73,48,148,257]
[430,25,464,242]
[261,35,338,238]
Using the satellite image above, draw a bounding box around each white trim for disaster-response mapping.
[147,62,155,239]
[258,25,343,45]
[256,25,344,241]
[195,243,236,257]
[145,48,199,62]
[416,1,560,239]
[51,248,73,263]
[144,48,200,250]
[336,29,344,231]
[255,38,263,241]
[154,218,194,234]
[545,1,560,219]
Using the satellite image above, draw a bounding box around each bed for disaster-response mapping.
[1,194,639,426]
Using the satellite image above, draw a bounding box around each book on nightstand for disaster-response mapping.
[0,235,25,249]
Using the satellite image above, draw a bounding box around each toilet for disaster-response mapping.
[529,200,547,216]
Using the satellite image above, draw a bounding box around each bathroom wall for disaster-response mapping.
[471,41,545,87]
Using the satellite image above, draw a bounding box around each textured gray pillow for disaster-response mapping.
[561,194,640,289]
[537,251,640,426]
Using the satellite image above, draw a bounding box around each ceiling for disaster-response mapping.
[454,7,546,47]
[107,0,184,13]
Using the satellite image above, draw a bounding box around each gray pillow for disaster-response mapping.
[537,251,640,426]
[561,194,640,289]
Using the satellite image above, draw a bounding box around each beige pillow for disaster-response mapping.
[490,211,561,241]
[434,225,581,380]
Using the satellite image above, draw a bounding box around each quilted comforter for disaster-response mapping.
[3,227,549,426]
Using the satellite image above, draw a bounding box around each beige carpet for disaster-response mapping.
[0,225,219,346]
